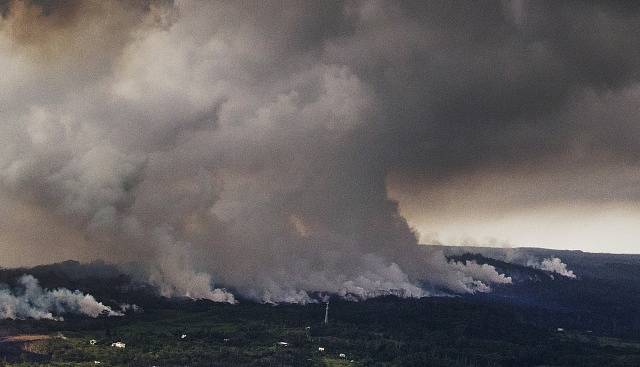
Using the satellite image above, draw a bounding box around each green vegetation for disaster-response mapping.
[1,297,640,366]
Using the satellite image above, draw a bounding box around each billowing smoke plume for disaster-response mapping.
[529,258,577,279]
[0,0,537,303]
[418,250,512,294]
[449,260,512,292]
[0,275,121,320]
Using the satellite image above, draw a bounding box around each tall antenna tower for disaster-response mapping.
[324,300,329,325]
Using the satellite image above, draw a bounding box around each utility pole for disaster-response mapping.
[324,301,329,325]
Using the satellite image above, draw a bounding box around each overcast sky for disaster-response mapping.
[0,0,638,301]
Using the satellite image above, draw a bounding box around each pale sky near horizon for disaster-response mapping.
[390,168,640,255]
[401,204,640,254]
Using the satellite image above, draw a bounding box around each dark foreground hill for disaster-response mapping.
[1,296,639,367]
[1,247,639,366]
[439,245,640,340]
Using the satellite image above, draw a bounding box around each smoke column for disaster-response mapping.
[0,0,529,303]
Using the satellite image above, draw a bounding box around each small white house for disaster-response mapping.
[318,347,325,352]
[556,328,565,332]
[339,353,346,358]
[181,334,187,339]
[111,341,126,348]
[277,341,289,346]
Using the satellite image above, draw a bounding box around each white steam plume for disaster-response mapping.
[529,257,577,278]
[0,275,122,320]
[418,250,512,293]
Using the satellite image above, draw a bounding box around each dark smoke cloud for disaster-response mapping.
[0,0,637,301]
[369,1,640,251]
[365,1,640,182]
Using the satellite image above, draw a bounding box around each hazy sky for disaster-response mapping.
[0,0,639,301]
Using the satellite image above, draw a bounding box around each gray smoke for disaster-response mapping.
[2,0,590,303]
[0,275,121,320]
[420,250,512,293]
